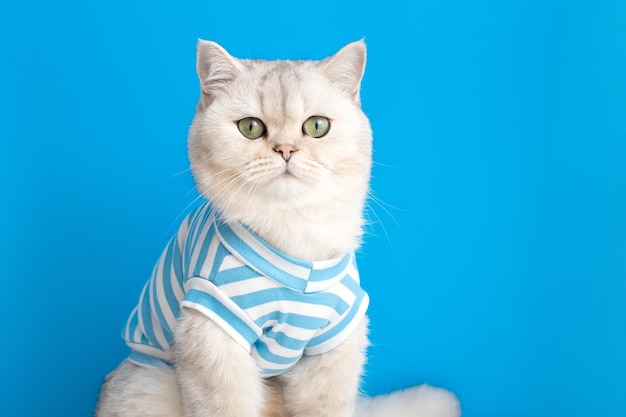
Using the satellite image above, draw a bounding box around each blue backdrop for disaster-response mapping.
[2,1,625,416]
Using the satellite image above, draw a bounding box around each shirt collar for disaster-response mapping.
[213,216,353,293]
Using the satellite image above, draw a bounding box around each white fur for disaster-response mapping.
[357,386,460,417]
[188,41,372,261]
[97,316,459,417]
[96,40,460,417]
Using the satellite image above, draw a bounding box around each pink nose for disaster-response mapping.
[273,144,298,161]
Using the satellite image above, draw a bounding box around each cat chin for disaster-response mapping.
[261,174,312,199]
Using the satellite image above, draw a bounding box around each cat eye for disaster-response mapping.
[237,117,266,140]
[302,116,330,138]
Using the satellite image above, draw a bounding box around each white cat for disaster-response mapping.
[95,40,460,417]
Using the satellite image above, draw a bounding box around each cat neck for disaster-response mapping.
[221,200,364,262]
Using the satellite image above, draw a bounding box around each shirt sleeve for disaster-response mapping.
[180,276,262,352]
[303,290,369,356]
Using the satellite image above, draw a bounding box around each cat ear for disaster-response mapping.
[320,40,367,105]
[196,40,243,107]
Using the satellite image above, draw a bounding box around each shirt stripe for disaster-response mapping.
[123,201,369,375]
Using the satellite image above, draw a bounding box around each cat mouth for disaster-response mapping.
[261,165,307,196]
[280,169,297,179]
[280,164,296,177]
[266,163,308,188]
[275,165,302,182]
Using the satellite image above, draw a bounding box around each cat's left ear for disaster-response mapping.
[196,40,243,107]
[320,40,367,105]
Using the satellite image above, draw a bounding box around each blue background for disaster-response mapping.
[2,1,625,416]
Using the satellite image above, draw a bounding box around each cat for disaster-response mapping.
[95,39,460,417]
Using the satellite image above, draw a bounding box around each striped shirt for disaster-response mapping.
[123,201,369,376]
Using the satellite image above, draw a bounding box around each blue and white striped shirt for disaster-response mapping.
[123,202,369,376]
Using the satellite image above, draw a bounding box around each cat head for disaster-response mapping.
[188,40,372,230]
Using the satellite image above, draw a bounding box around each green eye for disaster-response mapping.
[302,116,330,138]
[237,117,266,139]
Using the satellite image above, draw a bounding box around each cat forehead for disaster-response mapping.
[234,60,335,122]
[243,59,316,78]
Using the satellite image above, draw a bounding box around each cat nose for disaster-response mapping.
[273,144,298,162]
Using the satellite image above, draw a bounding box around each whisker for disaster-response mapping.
[166,165,250,235]
[208,170,251,215]
[164,192,205,237]
[364,200,394,249]
[372,160,398,169]
[367,191,402,228]
[168,166,193,178]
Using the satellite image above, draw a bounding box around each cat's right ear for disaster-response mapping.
[196,40,242,107]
